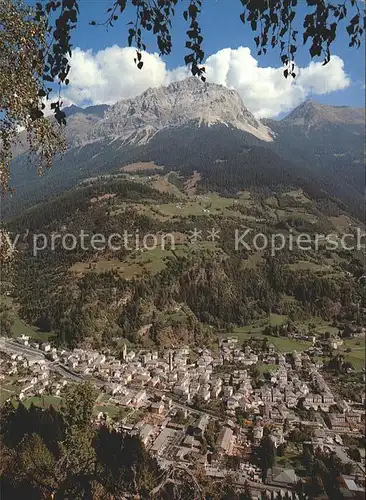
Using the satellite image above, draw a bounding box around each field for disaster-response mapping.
[257,364,277,373]
[313,324,340,336]
[340,338,365,371]
[233,314,288,335]
[283,189,311,203]
[345,350,365,371]
[94,404,122,419]
[0,388,16,404]
[155,192,256,220]
[0,295,55,342]
[256,335,311,352]
[230,314,313,352]
[71,247,176,279]
[21,395,63,409]
[70,239,221,280]
[150,177,185,197]
[120,161,164,172]
[110,202,169,221]
[287,261,333,272]
[232,334,311,353]
[94,393,130,420]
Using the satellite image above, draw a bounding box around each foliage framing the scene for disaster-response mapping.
[0,0,364,191]
[0,0,66,191]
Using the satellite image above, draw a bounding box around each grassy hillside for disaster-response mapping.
[3,171,364,351]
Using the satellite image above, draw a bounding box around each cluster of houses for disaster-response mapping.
[1,333,364,499]
[217,340,338,416]
[0,350,66,401]
[7,335,365,431]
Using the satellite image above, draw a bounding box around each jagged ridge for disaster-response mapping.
[88,77,274,144]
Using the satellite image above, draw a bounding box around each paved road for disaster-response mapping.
[2,339,45,359]
[51,362,86,382]
[159,390,225,421]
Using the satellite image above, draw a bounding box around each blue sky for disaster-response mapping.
[32,1,365,115]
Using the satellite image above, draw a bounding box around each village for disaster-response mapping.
[0,333,364,499]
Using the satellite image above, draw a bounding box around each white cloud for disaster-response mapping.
[296,56,350,96]
[204,47,350,117]
[65,45,166,105]
[63,45,351,118]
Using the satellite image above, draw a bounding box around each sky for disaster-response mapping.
[35,0,366,118]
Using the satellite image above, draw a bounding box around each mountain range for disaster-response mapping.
[4,77,364,217]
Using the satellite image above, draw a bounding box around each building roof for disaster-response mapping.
[183,435,197,447]
[151,428,176,453]
[271,467,298,485]
[217,427,233,452]
[343,479,364,492]
[151,401,164,409]
[140,424,153,441]
[193,414,209,433]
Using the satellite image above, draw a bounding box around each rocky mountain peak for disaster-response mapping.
[283,99,364,126]
[88,78,274,144]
